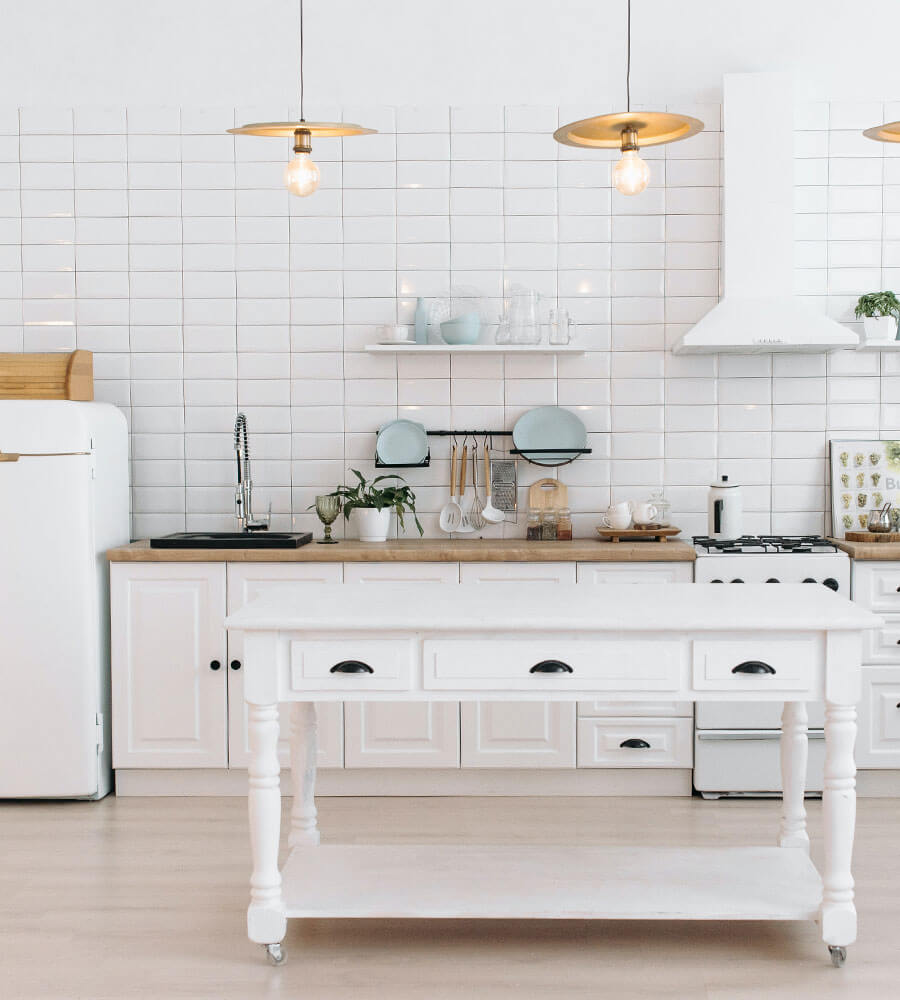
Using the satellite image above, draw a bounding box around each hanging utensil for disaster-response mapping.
[456,442,475,533]
[481,442,504,523]
[438,442,463,533]
[469,439,487,530]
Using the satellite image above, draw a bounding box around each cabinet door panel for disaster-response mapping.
[856,666,900,767]
[461,702,576,768]
[342,562,459,766]
[576,562,693,585]
[112,564,227,768]
[226,563,343,768]
[458,561,576,766]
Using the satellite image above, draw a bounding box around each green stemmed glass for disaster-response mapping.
[314,494,341,544]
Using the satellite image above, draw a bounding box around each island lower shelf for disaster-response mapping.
[281,844,822,920]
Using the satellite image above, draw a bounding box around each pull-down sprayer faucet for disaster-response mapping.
[234,413,270,532]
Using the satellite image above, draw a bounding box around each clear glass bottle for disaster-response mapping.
[526,507,542,541]
[541,508,558,541]
[648,489,672,527]
[556,506,573,541]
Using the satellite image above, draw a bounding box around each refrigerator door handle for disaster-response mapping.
[697,730,825,742]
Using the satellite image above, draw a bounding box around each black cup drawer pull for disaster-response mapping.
[529,660,574,674]
[330,660,374,674]
[731,660,776,675]
[209,660,221,671]
[620,738,651,749]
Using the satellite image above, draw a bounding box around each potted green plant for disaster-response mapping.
[325,470,423,542]
[854,291,900,341]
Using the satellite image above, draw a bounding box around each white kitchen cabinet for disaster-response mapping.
[111,563,227,769]
[226,564,344,769]
[458,561,576,768]
[576,562,693,585]
[856,667,900,767]
[577,717,694,768]
[850,562,900,613]
[342,562,460,767]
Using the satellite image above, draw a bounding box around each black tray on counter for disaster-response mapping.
[149,532,313,549]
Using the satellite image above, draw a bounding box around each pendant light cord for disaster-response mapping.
[625,0,631,113]
[299,0,305,121]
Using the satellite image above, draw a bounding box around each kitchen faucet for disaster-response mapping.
[233,413,270,532]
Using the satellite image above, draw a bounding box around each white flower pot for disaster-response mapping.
[350,507,391,542]
[863,315,898,341]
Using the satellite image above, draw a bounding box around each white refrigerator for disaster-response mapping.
[0,400,129,798]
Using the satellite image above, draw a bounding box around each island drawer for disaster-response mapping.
[578,700,693,718]
[691,638,819,692]
[422,638,686,692]
[290,639,413,691]
[576,718,693,768]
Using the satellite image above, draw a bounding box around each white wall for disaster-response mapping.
[4,0,899,107]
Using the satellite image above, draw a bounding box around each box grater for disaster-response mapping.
[490,455,517,513]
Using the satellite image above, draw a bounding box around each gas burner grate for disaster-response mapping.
[693,534,839,554]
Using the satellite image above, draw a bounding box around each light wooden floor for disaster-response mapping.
[1,795,898,999]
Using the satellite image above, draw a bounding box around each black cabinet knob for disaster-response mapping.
[730,578,744,584]
[711,579,723,584]
[529,660,574,674]
[209,660,221,671]
[823,578,839,592]
[802,578,816,584]
[230,659,241,671]
[330,660,374,674]
[732,660,776,675]
[619,738,651,749]
[766,578,780,583]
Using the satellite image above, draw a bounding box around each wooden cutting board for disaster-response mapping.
[528,478,567,511]
[844,530,900,543]
[0,350,93,400]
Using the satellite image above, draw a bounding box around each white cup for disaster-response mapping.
[380,324,411,343]
[632,501,659,525]
[600,502,632,530]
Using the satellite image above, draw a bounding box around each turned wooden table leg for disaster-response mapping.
[289,702,320,848]
[779,701,809,851]
[821,700,857,951]
[247,703,286,948]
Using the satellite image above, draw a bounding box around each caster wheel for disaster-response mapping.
[829,946,847,968]
[265,943,286,966]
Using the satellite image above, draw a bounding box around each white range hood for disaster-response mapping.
[673,73,858,355]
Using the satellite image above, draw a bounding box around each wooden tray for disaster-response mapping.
[843,530,900,543]
[0,350,93,400]
[596,526,682,543]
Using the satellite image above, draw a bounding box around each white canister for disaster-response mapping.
[708,475,743,539]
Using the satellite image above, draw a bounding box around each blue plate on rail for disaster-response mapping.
[512,406,587,465]
[376,419,428,467]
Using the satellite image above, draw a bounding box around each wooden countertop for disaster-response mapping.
[830,538,900,560]
[107,538,697,563]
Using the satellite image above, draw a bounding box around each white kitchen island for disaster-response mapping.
[225,582,881,967]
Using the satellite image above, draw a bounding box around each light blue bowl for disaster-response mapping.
[440,313,481,345]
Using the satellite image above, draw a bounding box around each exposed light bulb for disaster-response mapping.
[613,148,650,196]
[284,152,320,197]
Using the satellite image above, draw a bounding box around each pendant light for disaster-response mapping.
[863,121,900,144]
[553,0,703,195]
[227,0,375,197]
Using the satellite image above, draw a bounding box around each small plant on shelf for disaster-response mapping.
[322,470,423,542]
[855,291,900,341]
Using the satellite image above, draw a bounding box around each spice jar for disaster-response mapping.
[556,507,573,541]
[541,508,558,541]
[526,508,542,541]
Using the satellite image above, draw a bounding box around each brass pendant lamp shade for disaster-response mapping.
[863,121,900,143]
[553,0,703,195]
[227,0,375,196]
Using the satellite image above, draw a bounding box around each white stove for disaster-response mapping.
[692,534,849,798]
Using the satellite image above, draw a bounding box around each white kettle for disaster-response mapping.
[708,475,743,539]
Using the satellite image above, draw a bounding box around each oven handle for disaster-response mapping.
[697,730,825,742]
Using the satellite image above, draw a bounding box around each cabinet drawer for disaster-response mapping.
[577,718,693,768]
[852,563,900,612]
[423,638,686,692]
[856,667,900,768]
[290,639,413,691]
[862,616,900,665]
[577,700,692,718]
[692,638,819,692]
[576,563,693,585]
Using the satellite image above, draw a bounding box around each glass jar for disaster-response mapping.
[556,507,573,540]
[526,507,542,541]
[648,489,671,527]
[541,508,558,541]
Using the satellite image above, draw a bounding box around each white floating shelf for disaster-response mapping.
[366,344,585,355]
[856,340,900,351]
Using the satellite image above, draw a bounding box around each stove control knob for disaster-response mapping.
[730,578,744,584]
[823,577,839,591]
[766,578,780,583]
[802,578,816,584]
[711,579,724,584]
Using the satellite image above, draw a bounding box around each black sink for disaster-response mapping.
[149,532,313,549]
